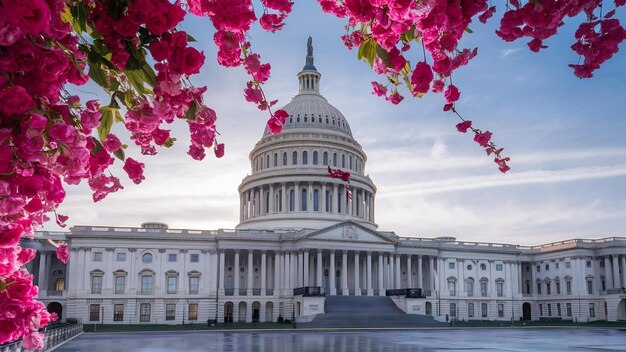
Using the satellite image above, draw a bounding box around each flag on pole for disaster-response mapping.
[327,166,352,200]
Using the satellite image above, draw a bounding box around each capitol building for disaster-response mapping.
[25,40,626,327]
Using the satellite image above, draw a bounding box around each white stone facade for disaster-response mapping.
[24,40,626,326]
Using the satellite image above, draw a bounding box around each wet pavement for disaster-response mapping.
[54,328,626,351]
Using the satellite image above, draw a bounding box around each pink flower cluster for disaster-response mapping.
[188,0,293,133]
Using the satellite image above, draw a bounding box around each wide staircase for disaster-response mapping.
[295,296,446,328]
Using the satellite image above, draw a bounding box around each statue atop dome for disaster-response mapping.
[303,36,317,71]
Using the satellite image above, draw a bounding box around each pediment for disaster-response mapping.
[298,221,397,244]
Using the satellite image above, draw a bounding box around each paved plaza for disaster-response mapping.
[54,328,626,351]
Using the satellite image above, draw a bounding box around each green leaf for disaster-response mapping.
[465,28,474,34]
[97,107,114,142]
[113,147,125,161]
[187,34,197,42]
[88,61,108,89]
[357,37,377,68]
[184,100,199,121]
[113,108,124,123]
[91,138,103,155]
[163,137,177,148]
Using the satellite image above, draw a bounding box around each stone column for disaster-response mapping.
[261,251,267,295]
[267,185,275,214]
[308,183,313,212]
[612,255,620,289]
[604,256,613,290]
[247,251,253,295]
[417,255,423,290]
[429,256,436,292]
[621,255,626,289]
[240,193,245,221]
[377,253,384,294]
[506,262,513,297]
[333,183,339,213]
[341,251,349,295]
[234,250,240,293]
[395,254,401,289]
[37,252,48,292]
[351,187,357,216]
[406,255,413,288]
[594,257,602,293]
[354,251,361,295]
[366,251,373,296]
[294,182,300,212]
[297,251,303,287]
[303,250,310,286]
[317,250,323,287]
[435,257,442,293]
[219,251,225,293]
[274,252,280,296]
[322,184,327,212]
[290,251,297,291]
[282,184,287,213]
[330,251,336,295]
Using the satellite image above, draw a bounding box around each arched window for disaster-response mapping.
[282,152,287,166]
[480,263,487,270]
[313,190,319,211]
[301,189,307,211]
[142,253,153,264]
[323,152,328,165]
[325,190,331,212]
[342,154,346,168]
[273,153,277,167]
[289,190,295,211]
[333,153,337,167]
[55,278,65,291]
[265,155,269,169]
[292,151,297,165]
[313,151,318,165]
[302,151,308,164]
[466,278,475,297]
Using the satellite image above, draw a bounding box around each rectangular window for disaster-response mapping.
[548,304,552,316]
[537,265,541,272]
[140,303,151,322]
[496,264,503,271]
[565,261,571,269]
[496,282,504,297]
[547,283,551,295]
[448,281,456,296]
[481,303,488,318]
[166,304,176,320]
[167,276,177,294]
[480,282,488,297]
[466,281,474,297]
[566,303,572,317]
[498,304,504,318]
[114,304,124,321]
[190,254,199,263]
[168,254,177,262]
[587,280,593,294]
[89,304,100,322]
[468,303,474,318]
[188,304,198,321]
[116,252,126,262]
[557,303,562,316]
[93,252,103,262]
[448,262,455,269]
[556,262,560,269]
[566,281,572,295]
[141,275,153,294]
[589,303,595,318]
[545,264,549,271]
[91,276,102,294]
[539,304,543,316]
[450,303,457,317]
[189,277,199,294]
[115,276,125,294]
[556,282,561,295]
[537,282,542,294]
[586,261,591,268]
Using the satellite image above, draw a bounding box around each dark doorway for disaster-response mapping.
[47,302,63,321]
[426,302,432,316]
[522,302,531,320]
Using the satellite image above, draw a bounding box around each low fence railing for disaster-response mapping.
[386,288,426,298]
[0,322,82,352]
[293,286,324,297]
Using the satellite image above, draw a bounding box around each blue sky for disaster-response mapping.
[52,2,626,245]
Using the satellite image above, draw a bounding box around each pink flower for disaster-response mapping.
[259,13,286,32]
[214,143,225,158]
[386,92,404,105]
[0,86,36,115]
[411,61,433,95]
[177,47,205,75]
[456,120,472,133]
[103,134,122,153]
[444,84,460,103]
[528,38,548,52]
[371,82,387,96]
[123,157,145,185]
[55,243,69,264]
[149,40,171,62]
[474,131,493,147]
[244,54,271,83]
